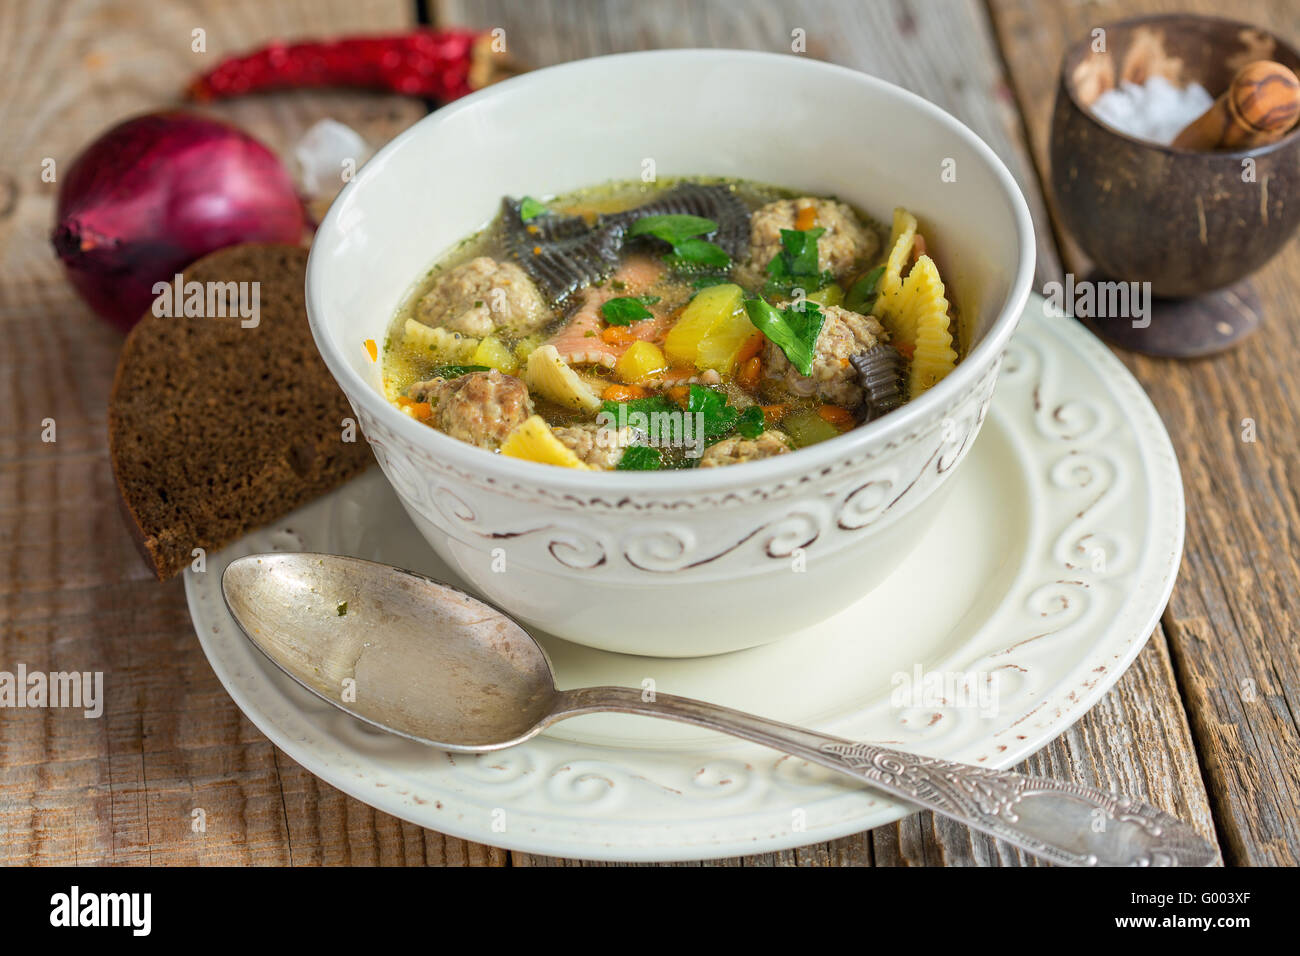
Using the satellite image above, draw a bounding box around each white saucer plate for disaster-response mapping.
[187,296,1184,861]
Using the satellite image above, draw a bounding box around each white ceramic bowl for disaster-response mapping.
[306,50,1035,657]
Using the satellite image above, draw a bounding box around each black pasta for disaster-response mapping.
[851,344,907,421]
[501,197,625,309]
[602,183,751,261]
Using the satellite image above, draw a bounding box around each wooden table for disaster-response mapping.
[1,0,1296,867]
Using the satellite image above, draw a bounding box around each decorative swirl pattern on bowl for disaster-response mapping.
[355,356,1001,513]
[187,304,1187,859]
[356,357,1001,578]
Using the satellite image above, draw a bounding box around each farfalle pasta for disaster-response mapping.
[381,180,966,469]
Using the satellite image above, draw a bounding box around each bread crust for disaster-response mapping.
[108,243,373,580]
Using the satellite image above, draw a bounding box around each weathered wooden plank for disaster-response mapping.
[437,0,1062,287]
[0,0,1237,868]
[987,0,1300,865]
[0,0,433,286]
[0,0,502,866]
[435,0,1216,866]
[880,633,1216,865]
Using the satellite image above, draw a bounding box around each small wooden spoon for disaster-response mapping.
[1172,59,1300,150]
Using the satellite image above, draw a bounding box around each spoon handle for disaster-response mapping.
[554,686,1217,867]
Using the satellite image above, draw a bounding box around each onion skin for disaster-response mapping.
[52,111,305,332]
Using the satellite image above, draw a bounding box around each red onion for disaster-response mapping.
[52,111,305,332]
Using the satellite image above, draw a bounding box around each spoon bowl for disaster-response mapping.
[221,552,560,750]
[221,552,1217,866]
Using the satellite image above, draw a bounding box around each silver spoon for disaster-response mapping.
[221,552,1216,867]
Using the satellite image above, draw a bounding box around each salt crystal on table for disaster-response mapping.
[294,119,373,197]
[1089,75,1215,146]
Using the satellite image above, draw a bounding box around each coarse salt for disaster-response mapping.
[1089,75,1215,146]
[294,118,372,197]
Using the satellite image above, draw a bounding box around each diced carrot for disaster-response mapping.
[817,404,856,431]
[736,331,765,365]
[363,338,378,361]
[396,395,432,420]
[794,204,817,231]
[737,355,763,389]
[666,384,691,407]
[761,404,789,424]
[660,366,697,385]
[602,384,649,402]
[601,325,637,346]
[894,341,916,359]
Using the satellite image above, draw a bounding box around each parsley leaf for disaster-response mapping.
[686,385,743,442]
[665,238,732,271]
[600,395,677,420]
[628,214,731,274]
[743,298,825,377]
[764,227,834,298]
[617,445,662,470]
[628,214,716,245]
[844,265,886,314]
[736,405,767,439]
[430,364,490,378]
[605,389,758,451]
[600,295,660,325]
[518,197,549,221]
[682,387,767,444]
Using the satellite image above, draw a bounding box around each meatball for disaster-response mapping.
[413,256,550,338]
[699,430,793,468]
[407,369,534,450]
[764,304,886,407]
[735,198,880,291]
[552,423,636,470]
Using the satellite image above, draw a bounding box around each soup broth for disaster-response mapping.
[382,177,962,470]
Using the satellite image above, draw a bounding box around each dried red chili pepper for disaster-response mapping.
[187,29,520,102]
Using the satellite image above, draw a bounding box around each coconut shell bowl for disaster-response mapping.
[1050,14,1300,357]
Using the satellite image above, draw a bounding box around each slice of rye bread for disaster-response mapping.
[109,243,374,580]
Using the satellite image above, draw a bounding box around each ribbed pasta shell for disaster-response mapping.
[500,415,592,469]
[872,207,918,324]
[524,345,603,413]
[888,255,957,395]
[850,345,907,420]
[402,319,480,363]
